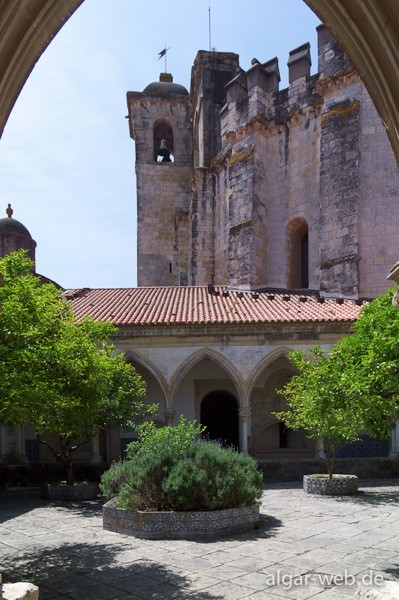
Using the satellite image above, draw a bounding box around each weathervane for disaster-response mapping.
[209,1,212,52]
[158,44,171,72]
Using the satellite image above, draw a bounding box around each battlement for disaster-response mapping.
[219,24,353,143]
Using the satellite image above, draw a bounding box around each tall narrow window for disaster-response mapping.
[153,120,174,162]
[300,232,309,288]
[286,218,309,289]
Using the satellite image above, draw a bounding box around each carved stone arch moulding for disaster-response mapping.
[265,368,296,397]
[123,350,169,410]
[169,347,244,409]
[250,415,280,455]
[249,368,295,451]
[246,347,294,397]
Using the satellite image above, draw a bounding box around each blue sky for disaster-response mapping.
[0,1,319,289]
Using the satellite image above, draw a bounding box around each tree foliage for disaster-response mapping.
[0,250,154,482]
[274,347,362,479]
[275,287,399,478]
[101,417,263,511]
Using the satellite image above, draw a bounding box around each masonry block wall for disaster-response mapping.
[189,167,215,285]
[128,25,399,298]
[127,90,192,287]
[358,85,399,297]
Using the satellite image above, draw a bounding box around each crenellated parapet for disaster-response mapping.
[219,24,360,150]
[128,25,399,297]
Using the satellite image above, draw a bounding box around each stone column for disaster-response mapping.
[389,422,399,458]
[0,425,5,457]
[105,429,121,462]
[17,426,26,462]
[0,425,26,463]
[90,434,102,463]
[239,408,251,454]
[164,409,176,425]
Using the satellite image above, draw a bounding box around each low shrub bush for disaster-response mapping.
[100,417,263,512]
[99,460,127,499]
[163,441,263,510]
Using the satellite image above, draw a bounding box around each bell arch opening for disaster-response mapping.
[153,119,174,162]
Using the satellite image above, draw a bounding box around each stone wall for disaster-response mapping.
[127,91,192,287]
[358,84,399,297]
[128,26,399,298]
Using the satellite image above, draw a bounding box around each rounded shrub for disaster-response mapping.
[163,441,263,511]
[101,417,263,512]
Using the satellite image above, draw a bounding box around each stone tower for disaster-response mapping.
[128,27,399,299]
[127,73,192,287]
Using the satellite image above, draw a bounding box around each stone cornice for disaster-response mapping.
[316,66,361,98]
[113,320,355,341]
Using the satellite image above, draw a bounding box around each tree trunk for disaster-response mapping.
[66,465,74,486]
[326,446,336,480]
[59,437,74,486]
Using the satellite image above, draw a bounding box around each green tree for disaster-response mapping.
[0,250,154,484]
[338,288,399,439]
[274,347,362,479]
[275,287,399,479]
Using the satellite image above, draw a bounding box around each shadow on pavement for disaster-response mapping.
[2,540,225,600]
[0,488,104,523]
[383,564,399,580]
[329,486,399,507]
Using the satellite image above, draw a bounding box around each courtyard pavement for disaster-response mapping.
[0,479,398,599]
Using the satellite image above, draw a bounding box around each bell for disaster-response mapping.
[157,138,171,162]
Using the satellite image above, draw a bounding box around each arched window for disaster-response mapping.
[286,218,309,289]
[153,120,174,162]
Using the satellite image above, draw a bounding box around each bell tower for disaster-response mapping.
[127,73,192,287]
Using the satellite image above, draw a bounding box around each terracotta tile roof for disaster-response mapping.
[63,286,364,327]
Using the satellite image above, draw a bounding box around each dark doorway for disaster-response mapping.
[200,390,239,449]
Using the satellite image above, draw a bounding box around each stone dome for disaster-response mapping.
[0,204,36,263]
[0,216,32,237]
[143,73,188,97]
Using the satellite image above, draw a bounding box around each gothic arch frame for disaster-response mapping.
[123,350,169,409]
[169,347,245,410]
[246,346,295,399]
[251,415,280,453]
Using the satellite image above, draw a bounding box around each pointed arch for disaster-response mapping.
[123,350,169,409]
[169,347,244,409]
[246,346,295,398]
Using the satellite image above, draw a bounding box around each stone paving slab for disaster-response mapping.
[0,480,398,599]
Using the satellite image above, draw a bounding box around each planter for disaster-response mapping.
[303,474,358,496]
[103,498,260,540]
[41,482,100,501]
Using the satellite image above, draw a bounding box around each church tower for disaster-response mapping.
[127,73,192,287]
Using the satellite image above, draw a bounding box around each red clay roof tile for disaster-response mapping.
[63,286,364,327]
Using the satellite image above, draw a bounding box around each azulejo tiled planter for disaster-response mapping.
[103,498,260,540]
[41,482,100,501]
[303,474,359,496]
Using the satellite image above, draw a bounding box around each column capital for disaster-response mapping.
[164,409,176,425]
[239,407,251,421]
